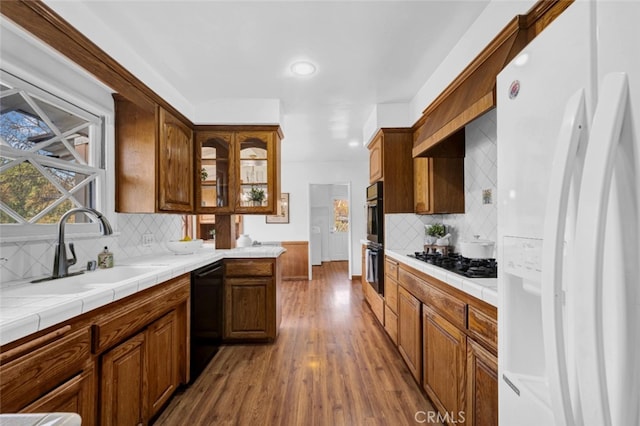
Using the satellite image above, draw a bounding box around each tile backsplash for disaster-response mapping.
[386,109,497,253]
[0,214,183,283]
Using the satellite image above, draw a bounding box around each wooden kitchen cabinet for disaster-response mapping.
[147,310,180,418]
[224,258,282,341]
[384,257,400,344]
[397,285,422,383]
[114,95,194,213]
[0,326,92,415]
[367,128,414,213]
[194,126,283,215]
[101,309,182,425]
[21,368,95,422]
[101,332,147,426]
[466,338,498,426]
[414,156,465,214]
[369,133,383,182]
[423,305,466,420]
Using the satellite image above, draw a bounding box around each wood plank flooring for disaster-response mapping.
[155,261,439,425]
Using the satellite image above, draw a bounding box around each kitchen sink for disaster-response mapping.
[1,281,107,297]
[84,265,161,283]
[4,266,165,297]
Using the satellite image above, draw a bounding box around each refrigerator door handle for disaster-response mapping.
[541,89,588,426]
[574,72,630,426]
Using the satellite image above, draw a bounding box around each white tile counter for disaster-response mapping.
[385,249,497,307]
[0,246,285,346]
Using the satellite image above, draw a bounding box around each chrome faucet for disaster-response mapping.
[51,207,113,279]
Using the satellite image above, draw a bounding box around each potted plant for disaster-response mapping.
[201,167,208,181]
[248,186,265,206]
[425,223,446,244]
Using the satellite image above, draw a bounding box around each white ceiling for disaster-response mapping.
[44,0,489,163]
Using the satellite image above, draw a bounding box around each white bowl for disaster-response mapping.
[166,239,203,254]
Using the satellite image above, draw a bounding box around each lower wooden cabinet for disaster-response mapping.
[423,305,466,421]
[384,305,398,345]
[21,368,95,422]
[0,275,190,425]
[0,326,91,415]
[224,258,282,341]
[466,338,498,426]
[397,285,422,383]
[147,310,180,417]
[101,310,181,426]
[101,332,146,426]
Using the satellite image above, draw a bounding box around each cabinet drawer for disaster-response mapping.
[0,327,91,412]
[385,277,398,314]
[385,258,399,281]
[384,305,398,345]
[425,284,466,330]
[225,260,274,277]
[92,274,189,354]
[468,305,498,353]
[366,282,385,326]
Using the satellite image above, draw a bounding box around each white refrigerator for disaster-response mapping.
[497,1,640,425]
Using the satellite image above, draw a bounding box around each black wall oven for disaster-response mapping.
[366,181,384,295]
[366,181,383,244]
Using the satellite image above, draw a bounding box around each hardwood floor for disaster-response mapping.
[155,261,439,425]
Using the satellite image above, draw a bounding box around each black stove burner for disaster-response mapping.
[407,252,497,279]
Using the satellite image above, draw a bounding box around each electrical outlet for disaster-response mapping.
[142,233,154,247]
[482,189,493,204]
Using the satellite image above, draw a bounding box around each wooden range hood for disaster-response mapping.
[412,0,573,158]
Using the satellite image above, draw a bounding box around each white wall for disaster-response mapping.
[243,158,369,276]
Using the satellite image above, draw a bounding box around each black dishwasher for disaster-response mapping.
[190,260,223,382]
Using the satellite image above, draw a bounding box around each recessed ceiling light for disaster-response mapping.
[291,61,316,76]
[348,140,359,148]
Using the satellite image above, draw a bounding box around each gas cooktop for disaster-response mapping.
[407,252,497,279]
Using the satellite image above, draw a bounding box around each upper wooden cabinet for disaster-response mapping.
[367,128,414,213]
[413,128,465,215]
[414,157,465,214]
[114,95,194,213]
[369,135,383,182]
[195,126,282,215]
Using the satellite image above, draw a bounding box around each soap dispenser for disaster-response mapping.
[98,246,113,269]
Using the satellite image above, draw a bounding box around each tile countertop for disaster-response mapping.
[384,249,497,308]
[0,246,286,346]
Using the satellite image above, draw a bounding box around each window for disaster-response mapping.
[333,198,349,232]
[0,71,104,227]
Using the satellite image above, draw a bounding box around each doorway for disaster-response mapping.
[309,183,352,279]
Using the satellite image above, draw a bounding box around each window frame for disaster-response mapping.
[0,69,109,241]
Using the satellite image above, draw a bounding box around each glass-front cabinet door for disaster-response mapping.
[195,131,234,213]
[235,131,275,213]
[194,126,281,215]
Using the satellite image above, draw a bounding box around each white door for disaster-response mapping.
[329,197,349,261]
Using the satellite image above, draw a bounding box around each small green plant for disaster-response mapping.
[248,186,265,203]
[200,167,208,181]
[425,223,446,237]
